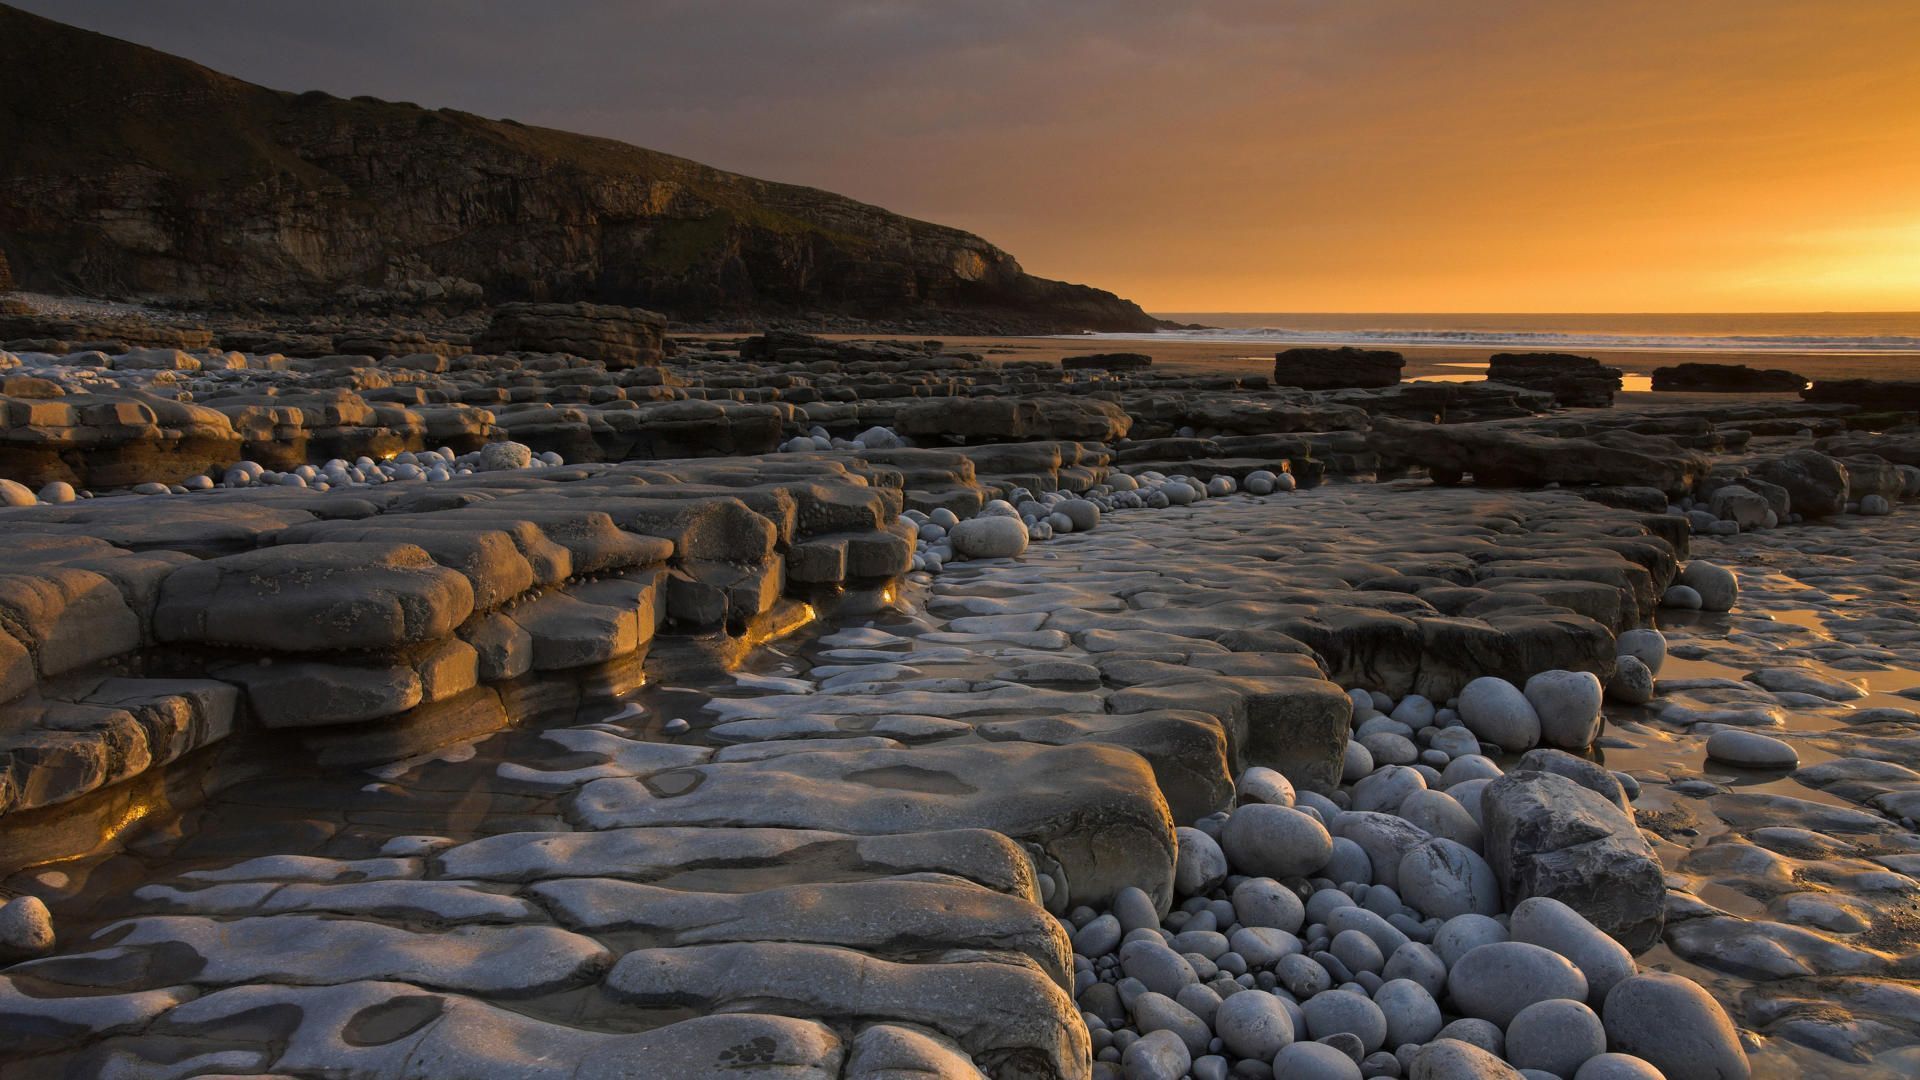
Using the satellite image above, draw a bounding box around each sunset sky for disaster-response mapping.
[24,1,1920,313]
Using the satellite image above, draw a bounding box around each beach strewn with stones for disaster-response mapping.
[0,294,1916,1080]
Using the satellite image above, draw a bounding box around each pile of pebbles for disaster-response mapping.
[902,468,1297,574]
[1063,658,1752,1080]
[0,441,565,505]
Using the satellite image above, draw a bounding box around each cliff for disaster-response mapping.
[0,5,1161,332]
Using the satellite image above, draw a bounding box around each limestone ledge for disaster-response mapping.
[0,454,952,841]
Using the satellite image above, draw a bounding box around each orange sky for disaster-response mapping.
[29,0,1920,312]
[944,3,1920,312]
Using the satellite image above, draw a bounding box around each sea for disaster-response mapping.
[1101,312,1920,355]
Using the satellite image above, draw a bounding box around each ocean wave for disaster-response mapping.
[1076,327,1920,354]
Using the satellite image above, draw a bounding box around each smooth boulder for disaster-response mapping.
[1219,803,1333,879]
[1446,941,1589,1027]
[949,516,1030,560]
[1601,971,1751,1080]
[1523,670,1603,750]
[1457,677,1541,753]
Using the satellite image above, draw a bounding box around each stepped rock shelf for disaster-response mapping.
[2,308,1920,1079]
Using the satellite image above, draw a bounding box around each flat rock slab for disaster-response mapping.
[12,915,609,997]
[604,941,1085,1076]
[532,877,1071,984]
[438,826,1043,900]
[569,742,1175,909]
[148,981,848,1079]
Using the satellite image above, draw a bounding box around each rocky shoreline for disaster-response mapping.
[1,299,1918,1078]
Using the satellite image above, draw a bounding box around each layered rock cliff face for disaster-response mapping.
[0,5,1160,332]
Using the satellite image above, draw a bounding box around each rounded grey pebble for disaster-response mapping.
[1410,1038,1526,1079]
[1572,1052,1666,1080]
[1363,1049,1403,1077]
[1354,765,1429,815]
[1120,1028,1191,1080]
[1508,897,1636,1003]
[1214,987,1295,1061]
[1078,914,1124,958]
[1457,677,1542,753]
[1601,971,1749,1080]
[1177,826,1231,897]
[1396,789,1482,849]
[1373,977,1443,1046]
[1274,1039,1364,1080]
[1233,877,1306,934]
[1448,942,1588,1027]
[1436,1018,1505,1057]
[1280,952,1334,997]
[1301,988,1389,1053]
[1220,803,1334,879]
[1344,740,1377,783]
[1114,887,1160,934]
[1607,655,1655,705]
[1380,941,1447,998]
[1433,913,1508,968]
[1120,939,1199,997]
[1230,925,1298,967]
[1333,929,1385,974]
[1507,998,1606,1079]
[1131,991,1212,1056]
[1398,838,1501,920]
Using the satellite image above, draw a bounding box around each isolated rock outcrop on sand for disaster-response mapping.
[1652,362,1808,393]
[1484,353,1623,408]
[1273,346,1405,390]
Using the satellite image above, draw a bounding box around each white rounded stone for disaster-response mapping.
[1457,677,1541,753]
[1705,729,1798,769]
[0,479,35,506]
[1523,670,1603,750]
[948,516,1030,560]
[0,895,55,959]
[1677,561,1737,612]
[478,440,534,471]
[1237,766,1296,807]
[1615,628,1667,677]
